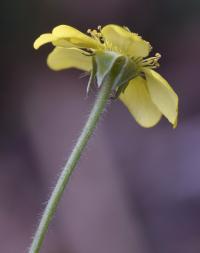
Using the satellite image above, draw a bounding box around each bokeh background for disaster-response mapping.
[1,0,200,252]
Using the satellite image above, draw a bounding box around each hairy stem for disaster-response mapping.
[29,77,113,253]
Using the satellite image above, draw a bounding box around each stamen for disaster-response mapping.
[97,26,102,31]
[79,48,95,56]
[132,56,143,64]
[140,53,161,69]
[87,27,105,44]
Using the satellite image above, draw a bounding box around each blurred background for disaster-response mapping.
[1,0,200,252]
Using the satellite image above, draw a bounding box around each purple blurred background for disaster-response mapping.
[1,0,200,252]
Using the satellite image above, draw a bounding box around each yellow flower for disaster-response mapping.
[34,24,178,128]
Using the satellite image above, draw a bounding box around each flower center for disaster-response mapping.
[87,26,124,54]
[87,26,105,44]
[87,26,161,72]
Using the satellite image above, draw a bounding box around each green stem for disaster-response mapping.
[28,77,113,253]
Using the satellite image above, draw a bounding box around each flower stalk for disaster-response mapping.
[28,76,114,253]
[30,23,179,253]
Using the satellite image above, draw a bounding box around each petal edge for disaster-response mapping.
[34,33,55,49]
[47,47,92,71]
[102,24,151,57]
[144,69,178,127]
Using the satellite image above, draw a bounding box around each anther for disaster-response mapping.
[155,53,161,59]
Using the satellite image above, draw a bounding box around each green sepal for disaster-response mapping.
[94,51,121,87]
[110,56,138,90]
[86,56,97,94]
[94,51,138,92]
[113,81,130,99]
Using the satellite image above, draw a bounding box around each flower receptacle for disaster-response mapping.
[93,51,138,95]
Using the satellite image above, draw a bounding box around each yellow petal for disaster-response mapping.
[102,24,151,58]
[52,39,74,48]
[47,47,92,71]
[52,25,101,49]
[33,33,74,49]
[144,69,178,127]
[33,33,73,49]
[119,76,162,127]
[33,33,55,49]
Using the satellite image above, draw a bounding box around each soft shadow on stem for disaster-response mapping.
[28,77,114,253]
